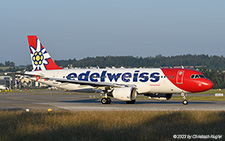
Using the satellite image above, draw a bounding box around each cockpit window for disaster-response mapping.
[191,74,205,79]
[195,75,200,78]
[199,75,205,78]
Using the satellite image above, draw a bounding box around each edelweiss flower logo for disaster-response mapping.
[29,39,51,71]
[33,51,44,65]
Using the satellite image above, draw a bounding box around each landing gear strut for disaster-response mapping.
[181,93,188,105]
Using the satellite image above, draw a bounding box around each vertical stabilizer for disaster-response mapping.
[27,35,62,71]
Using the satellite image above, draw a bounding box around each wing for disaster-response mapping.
[18,71,136,89]
[51,78,136,88]
[13,71,45,82]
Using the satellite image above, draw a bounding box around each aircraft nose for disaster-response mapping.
[201,79,213,91]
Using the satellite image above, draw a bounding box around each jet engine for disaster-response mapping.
[145,93,173,101]
[112,87,137,101]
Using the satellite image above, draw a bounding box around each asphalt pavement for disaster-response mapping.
[0,90,225,111]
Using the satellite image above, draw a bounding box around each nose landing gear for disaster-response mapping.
[181,93,188,105]
[182,99,188,105]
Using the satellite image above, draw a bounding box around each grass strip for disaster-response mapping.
[0,111,224,140]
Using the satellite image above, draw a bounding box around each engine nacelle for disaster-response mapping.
[145,93,173,101]
[112,87,137,101]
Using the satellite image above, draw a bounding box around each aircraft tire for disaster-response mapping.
[101,98,111,104]
[101,98,108,104]
[182,100,188,105]
[107,98,111,104]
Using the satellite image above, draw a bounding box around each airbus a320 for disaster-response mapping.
[23,35,213,105]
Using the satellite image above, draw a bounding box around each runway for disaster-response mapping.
[0,90,225,111]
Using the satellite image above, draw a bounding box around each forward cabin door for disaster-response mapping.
[176,70,185,84]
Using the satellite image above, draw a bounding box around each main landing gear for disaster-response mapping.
[181,93,188,105]
[101,90,112,104]
[101,89,112,104]
[101,97,111,104]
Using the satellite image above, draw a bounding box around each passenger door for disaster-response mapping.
[176,70,185,84]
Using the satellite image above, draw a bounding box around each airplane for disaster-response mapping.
[0,85,8,90]
[23,35,213,105]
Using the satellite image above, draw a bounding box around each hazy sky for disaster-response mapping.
[0,0,225,65]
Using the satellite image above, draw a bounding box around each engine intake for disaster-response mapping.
[112,87,137,101]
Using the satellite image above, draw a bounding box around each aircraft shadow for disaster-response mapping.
[59,99,215,105]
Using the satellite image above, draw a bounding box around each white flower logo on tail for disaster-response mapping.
[29,39,51,71]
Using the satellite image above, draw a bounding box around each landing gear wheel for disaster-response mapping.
[107,98,111,104]
[101,98,111,104]
[101,98,107,104]
[182,100,188,105]
[126,100,136,104]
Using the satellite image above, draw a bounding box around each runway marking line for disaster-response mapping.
[5,97,50,103]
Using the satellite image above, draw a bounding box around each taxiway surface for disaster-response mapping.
[0,90,225,111]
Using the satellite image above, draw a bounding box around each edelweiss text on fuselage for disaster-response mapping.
[66,70,160,83]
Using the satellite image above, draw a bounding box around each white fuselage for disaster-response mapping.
[27,68,185,94]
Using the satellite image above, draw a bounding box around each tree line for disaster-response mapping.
[0,61,15,67]
[1,54,225,88]
[55,54,225,70]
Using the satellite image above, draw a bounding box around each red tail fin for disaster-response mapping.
[27,35,62,71]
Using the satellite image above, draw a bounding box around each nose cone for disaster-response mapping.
[200,79,214,91]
